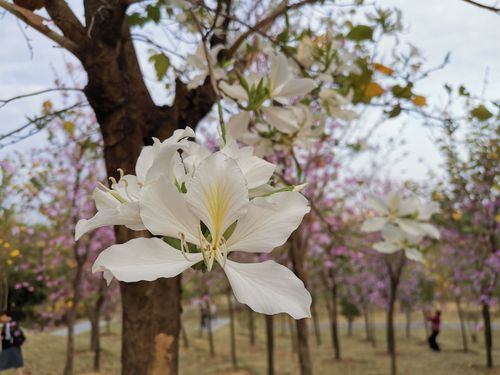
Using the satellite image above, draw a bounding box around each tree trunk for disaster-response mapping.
[422,308,430,340]
[288,316,298,353]
[205,299,215,357]
[266,315,275,375]
[347,319,353,337]
[248,307,256,346]
[481,302,493,368]
[329,281,341,360]
[80,18,215,375]
[405,309,411,339]
[385,253,405,375]
[311,298,322,346]
[227,290,238,370]
[0,269,8,312]
[289,231,313,375]
[181,323,189,349]
[363,304,371,341]
[63,262,84,375]
[455,297,468,353]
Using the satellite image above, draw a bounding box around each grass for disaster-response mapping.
[2,304,499,375]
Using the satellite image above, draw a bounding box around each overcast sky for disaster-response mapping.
[0,0,499,181]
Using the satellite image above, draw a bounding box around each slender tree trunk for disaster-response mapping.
[369,306,377,348]
[266,315,275,375]
[455,297,468,353]
[386,254,405,375]
[347,319,353,337]
[63,262,85,375]
[248,308,256,346]
[289,231,313,375]
[330,281,341,360]
[422,308,430,340]
[405,309,411,339]
[181,323,189,349]
[0,269,8,311]
[481,302,493,368]
[363,304,371,342]
[311,299,322,346]
[90,278,107,372]
[288,316,298,353]
[205,299,215,357]
[227,290,238,370]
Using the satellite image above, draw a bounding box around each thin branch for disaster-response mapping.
[0,88,83,108]
[225,0,318,58]
[461,0,500,14]
[0,102,87,148]
[0,0,80,55]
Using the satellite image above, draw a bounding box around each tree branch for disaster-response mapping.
[461,0,500,14]
[225,0,318,58]
[0,87,83,108]
[44,0,86,44]
[0,0,80,55]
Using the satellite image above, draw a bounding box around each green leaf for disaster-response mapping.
[391,84,413,99]
[128,13,148,27]
[146,4,161,23]
[346,25,373,41]
[149,53,170,80]
[470,104,493,121]
[386,104,402,118]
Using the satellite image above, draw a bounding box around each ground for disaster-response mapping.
[2,304,499,375]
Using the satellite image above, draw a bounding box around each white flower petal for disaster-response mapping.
[275,78,316,100]
[221,138,276,189]
[186,152,249,240]
[261,106,299,134]
[93,238,203,284]
[418,223,440,239]
[373,241,399,253]
[140,176,199,243]
[93,188,119,211]
[405,248,424,262]
[75,202,145,240]
[366,196,388,215]
[269,53,289,94]
[396,219,428,237]
[223,259,311,319]
[226,192,309,253]
[227,112,251,139]
[219,81,249,102]
[361,217,388,232]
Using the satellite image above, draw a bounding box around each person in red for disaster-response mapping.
[427,310,441,351]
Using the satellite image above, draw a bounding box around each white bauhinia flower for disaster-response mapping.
[93,152,312,319]
[75,128,195,240]
[361,191,440,239]
[220,52,316,137]
[186,42,226,90]
[372,225,424,262]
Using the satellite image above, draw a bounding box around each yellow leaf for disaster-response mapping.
[42,100,53,112]
[364,82,384,98]
[373,63,394,75]
[451,210,462,221]
[412,95,427,107]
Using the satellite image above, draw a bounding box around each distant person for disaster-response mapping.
[427,310,441,352]
[0,310,25,374]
